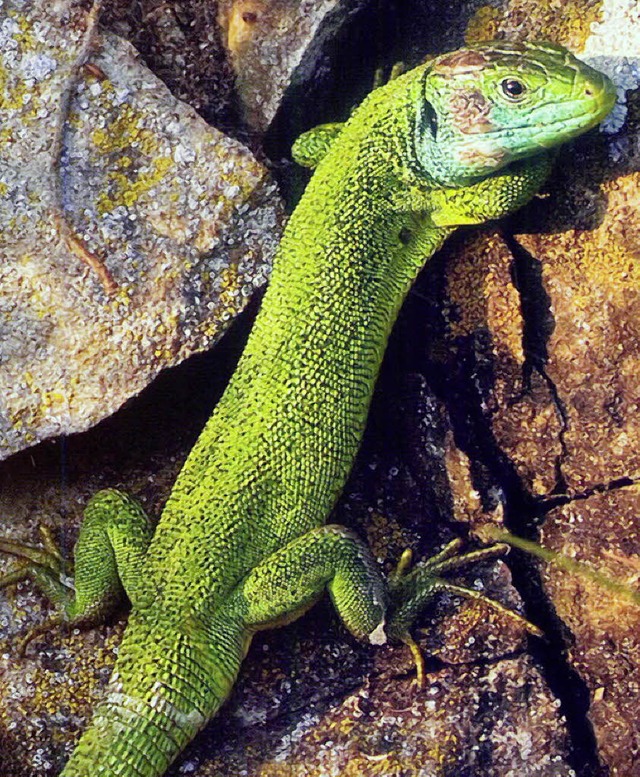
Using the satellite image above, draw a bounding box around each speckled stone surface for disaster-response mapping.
[218,0,355,132]
[102,0,236,126]
[541,487,640,777]
[0,0,283,459]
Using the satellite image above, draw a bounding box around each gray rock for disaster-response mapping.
[0,0,284,460]
[218,0,358,132]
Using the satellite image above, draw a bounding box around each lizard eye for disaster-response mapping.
[500,78,526,100]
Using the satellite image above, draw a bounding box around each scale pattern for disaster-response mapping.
[5,41,616,777]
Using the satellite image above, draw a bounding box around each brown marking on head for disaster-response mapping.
[434,49,490,75]
[449,90,495,134]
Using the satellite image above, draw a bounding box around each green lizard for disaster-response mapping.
[0,41,614,776]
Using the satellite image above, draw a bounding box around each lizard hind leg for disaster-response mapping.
[0,489,153,646]
[229,524,389,645]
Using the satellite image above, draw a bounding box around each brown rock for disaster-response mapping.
[517,173,640,493]
[541,487,640,777]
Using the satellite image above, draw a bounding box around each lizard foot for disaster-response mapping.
[388,539,543,685]
[0,526,75,652]
[0,524,72,580]
[0,526,73,609]
[2,489,155,653]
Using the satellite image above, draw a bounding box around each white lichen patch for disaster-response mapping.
[0,0,284,459]
[580,0,640,133]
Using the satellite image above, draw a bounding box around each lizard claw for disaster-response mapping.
[387,538,543,685]
[389,547,413,586]
[0,526,75,623]
[402,632,426,688]
[0,525,72,580]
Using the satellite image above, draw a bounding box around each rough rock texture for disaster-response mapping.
[457,7,640,775]
[1,0,639,776]
[0,0,283,459]
[541,488,640,777]
[197,656,573,777]
[102,0,236,128]
[217,0,365,133]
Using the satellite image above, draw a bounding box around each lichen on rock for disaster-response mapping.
[0,0,284,460]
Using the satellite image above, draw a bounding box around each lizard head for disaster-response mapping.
[413,40,616,187]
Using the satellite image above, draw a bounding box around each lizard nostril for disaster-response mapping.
[585,87,593,96]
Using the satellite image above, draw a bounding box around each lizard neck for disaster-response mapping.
[202,77,449,513]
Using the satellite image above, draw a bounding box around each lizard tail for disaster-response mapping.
[60,618,246,777]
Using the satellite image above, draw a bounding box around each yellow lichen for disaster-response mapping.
[218,264,241,307]
[465,5,503,44]
[91,104,157,155]
[0,126,13,145]
[465,0,604,50]
[96,156,174,215]
[199,319,221,339]
[40,390,68,410]
[12,11,36,50]
[67,109,83,129]
[0,69,33,113]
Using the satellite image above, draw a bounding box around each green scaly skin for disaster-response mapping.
[0,41,614,776]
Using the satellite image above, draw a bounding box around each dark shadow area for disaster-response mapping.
[0,727,30,777]
[508,132,615,237]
